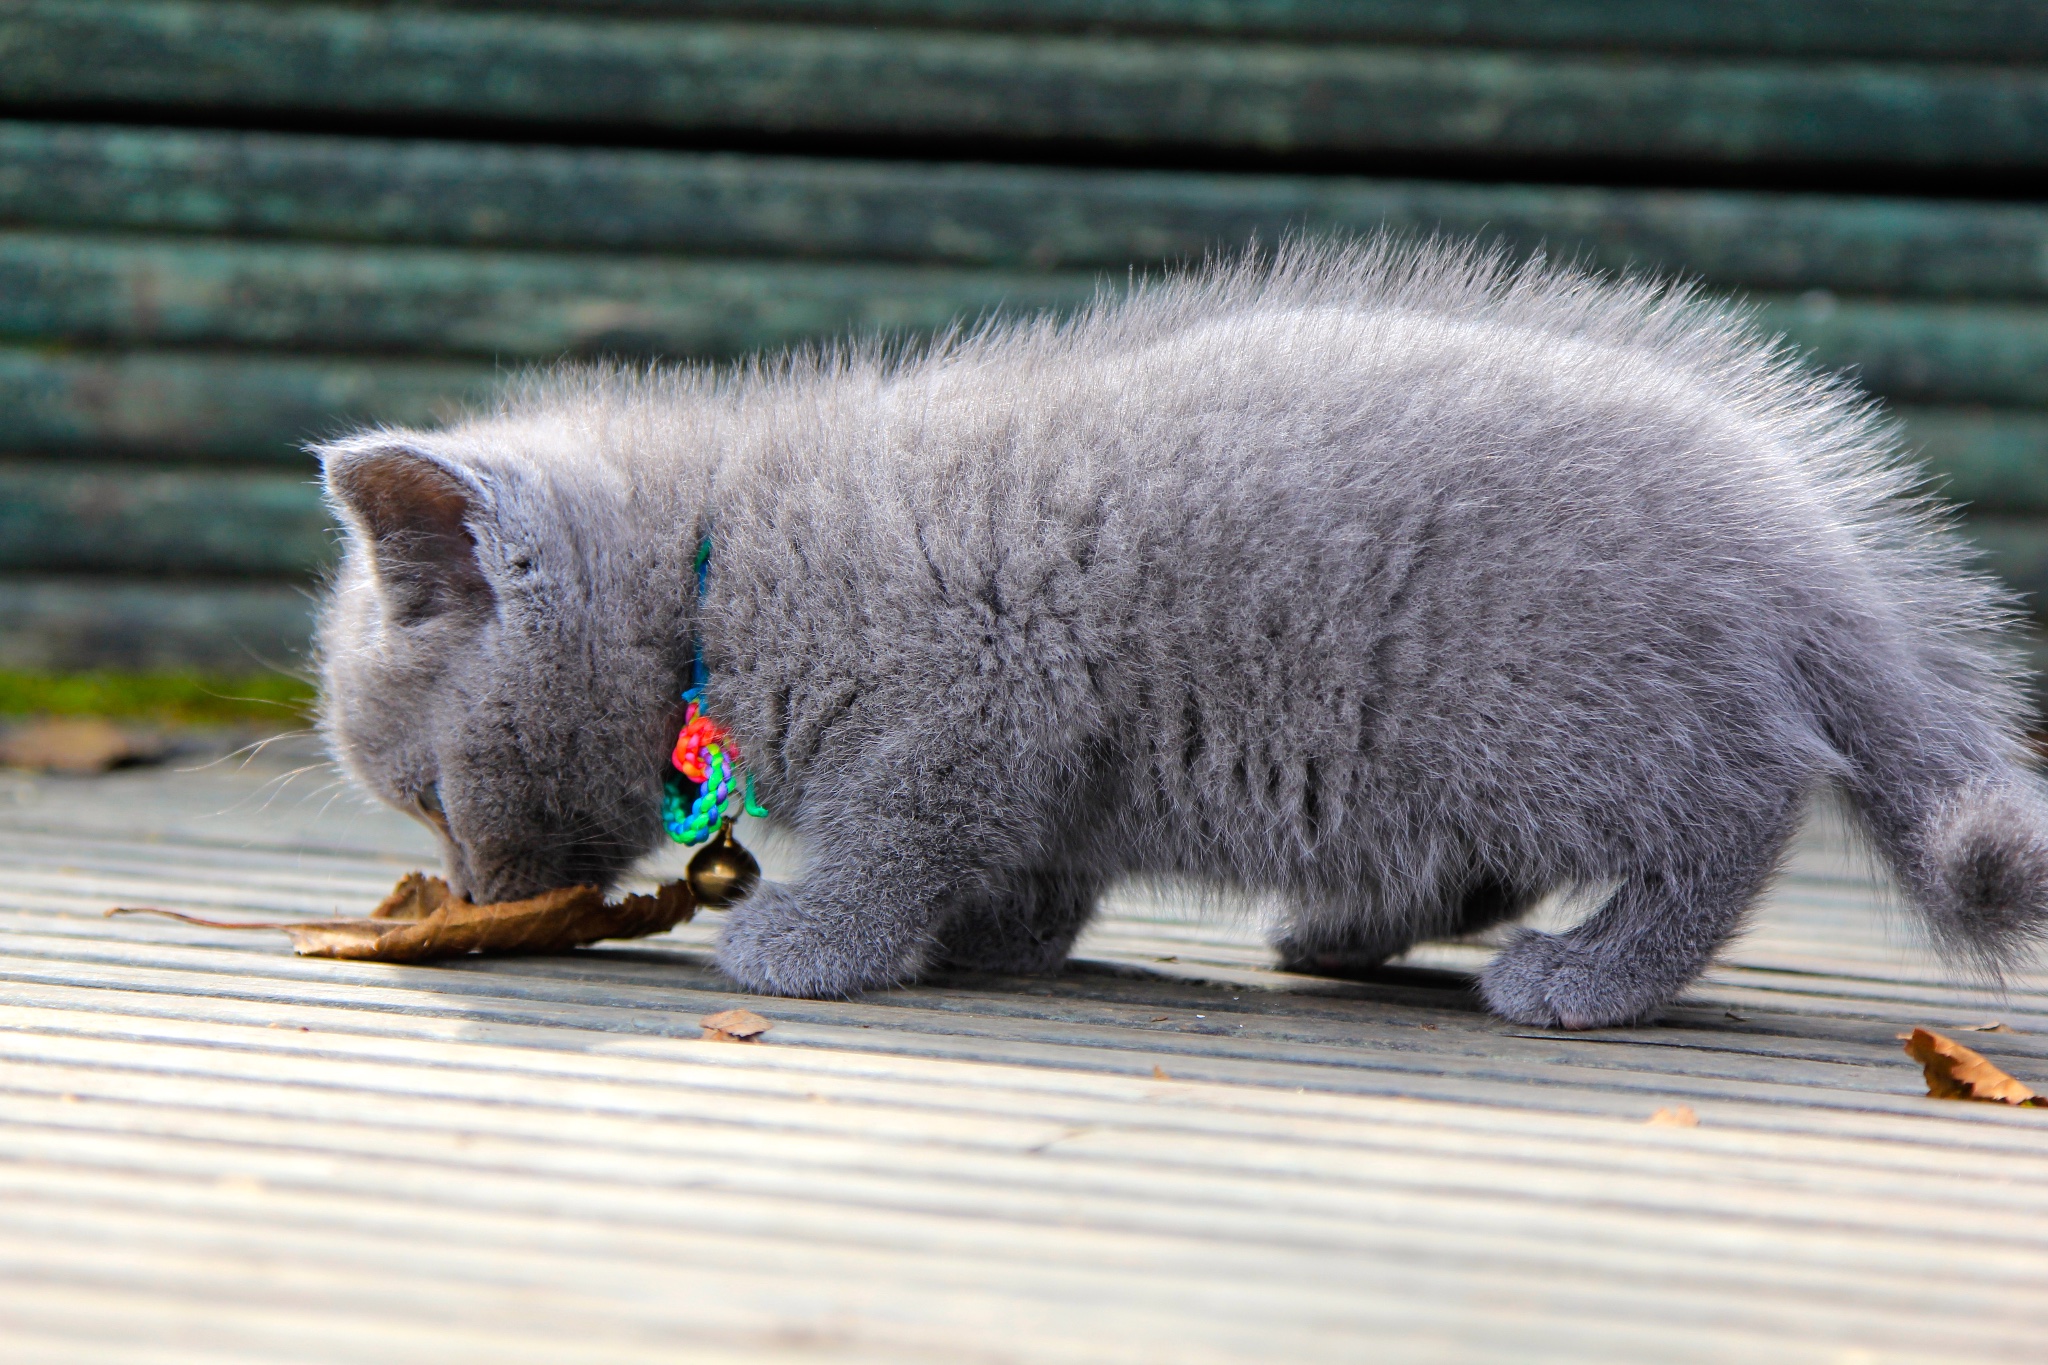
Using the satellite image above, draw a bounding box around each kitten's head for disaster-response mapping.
[316,430,687,903]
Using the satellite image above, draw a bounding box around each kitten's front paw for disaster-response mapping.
[1479,929,1666,1030]
[713,882,926,999]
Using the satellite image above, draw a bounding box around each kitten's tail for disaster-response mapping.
[1893,783,2048,977]
[1818,640,2048,980]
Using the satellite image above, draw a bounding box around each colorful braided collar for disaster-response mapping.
[662,537,767,846]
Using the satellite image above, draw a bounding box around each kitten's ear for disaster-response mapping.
[323,441,494,625]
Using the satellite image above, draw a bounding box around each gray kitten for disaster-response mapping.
[316,239,2048,1029]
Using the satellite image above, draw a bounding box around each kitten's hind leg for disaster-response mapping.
[1481,798,1799,1030]
[1276,877,1531,978]
[927,868,1101,976]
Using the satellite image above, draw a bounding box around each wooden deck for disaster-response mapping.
[3,738,2046,1363]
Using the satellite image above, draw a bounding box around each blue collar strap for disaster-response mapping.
[663,535,768,848]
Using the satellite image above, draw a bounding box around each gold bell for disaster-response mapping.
[686,818,761,908]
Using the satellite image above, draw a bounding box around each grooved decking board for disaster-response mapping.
[0,744,2044,1360]
[8,1,2048,169]
[11,121,2048,297]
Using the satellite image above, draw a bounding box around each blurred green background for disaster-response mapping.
[1,1,2045,721]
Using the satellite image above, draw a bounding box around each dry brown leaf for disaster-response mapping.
[1,718,161,774]
[1151,1065,1172,1080]
[701,1008,773,1042]
[1902,1027,2045,1106]
[1961,1022,2019,1034]
[109,873,693,963]
[368,871,451,922]
[1647,1105,1700,1128]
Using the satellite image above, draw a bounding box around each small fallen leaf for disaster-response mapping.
[701,1008,773,1043]
[1152,1064,1172,1080]
[1647,1105,1699,1127]
[1724,1010,1749,1022]
[1902,1027,2045,1106]
[109,872,693,963]
[1961,1022,2019,1034]
[0,718,161,774]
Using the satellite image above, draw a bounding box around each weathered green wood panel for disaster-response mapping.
[0,232,1100,359]
[7,2,2047,168]
[1754,295,2048,409]
[0,348,495,463]
[505,0,2048,61]
[1965,518,2048,617]
[4,351,2044,516]
[3,235,2043,406]
[0,463,331,575]
[10,122,2048,298]
[0,576,315,670]
[1897,409,2048,516]
[10,457,2048,604]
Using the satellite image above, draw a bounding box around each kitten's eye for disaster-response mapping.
[416,783,446,823]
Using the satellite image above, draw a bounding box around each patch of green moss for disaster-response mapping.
[0,671,316,723]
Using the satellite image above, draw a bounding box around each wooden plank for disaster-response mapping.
[0,506,2043,704]
[6,1,2047,169]
[9,744,2048,1365]
[0,346,495,463]
[1897,407,2048,515]
[0,934,2029,1168]
[11,121,2048,297]
[501,1,2048,62]
[1964,518,2048,618]
[5,978,2047,1249]
[4,234,2046,408]
[1758,293,2048,409]
[7,853,2043,1112]
[0,1280,780,1365]
[0,574,316,671]
[0,231,1098,360]
[0,1191,1919,1365]
[0,938,2029,1125]
[7,349,2042,514]
[22,1040,2043,1262]
[0,464,330,575]
[7,1021,2045,1215]
[8,444,2048,588]
[12,1072,2048,1323]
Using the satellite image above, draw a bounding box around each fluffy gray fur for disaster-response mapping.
[316,238,2048,1029]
